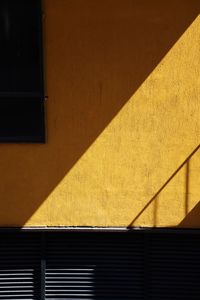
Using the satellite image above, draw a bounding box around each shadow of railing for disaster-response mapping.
[128,144,200,227]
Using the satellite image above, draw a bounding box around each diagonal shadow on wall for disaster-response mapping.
[0,0,199,226]
[128,144,200,227]
[179,201,200,228]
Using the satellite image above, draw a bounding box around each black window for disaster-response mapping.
[0,231,200,300]
[0,0,45,142]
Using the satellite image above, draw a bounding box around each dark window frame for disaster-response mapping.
[0,0,45,143]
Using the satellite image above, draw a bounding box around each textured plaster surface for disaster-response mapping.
[0,0,200,227]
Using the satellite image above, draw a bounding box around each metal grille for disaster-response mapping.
[0,231,200,300]
[45,233,144,300]
[146,232,200,299]
[0,233,40,300]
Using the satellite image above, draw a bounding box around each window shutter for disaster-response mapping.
[146,232,200,299]
[0,231,200,299]
[45,233,144,300]
[0,233,41,300]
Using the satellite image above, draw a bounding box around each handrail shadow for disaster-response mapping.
[128,144,200,227]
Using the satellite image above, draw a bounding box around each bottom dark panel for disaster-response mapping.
[45,233,144,300]
[0,231,200,299]
[0,233,41,300]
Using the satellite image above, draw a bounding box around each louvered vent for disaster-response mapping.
[0,233,40,300]
[0,230,200,300]
[45,233,144,300]
[146,232,200,300]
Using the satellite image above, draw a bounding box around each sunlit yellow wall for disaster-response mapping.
[0,0,200,227]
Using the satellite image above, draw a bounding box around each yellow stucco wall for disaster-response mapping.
[0,0,200,227]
